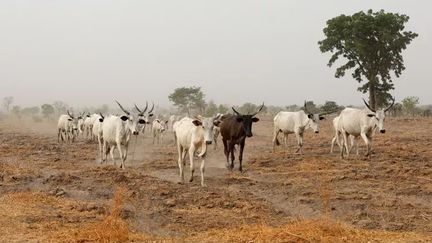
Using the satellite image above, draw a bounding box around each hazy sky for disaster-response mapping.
[1,0,430,109]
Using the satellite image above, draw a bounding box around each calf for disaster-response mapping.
[152,119,168,144]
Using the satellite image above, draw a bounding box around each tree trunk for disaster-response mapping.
[368,79,377,110]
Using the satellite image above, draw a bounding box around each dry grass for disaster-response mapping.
[186,218,432,243]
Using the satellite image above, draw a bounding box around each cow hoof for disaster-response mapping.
[201,183,207,187]
[189,178,193,182]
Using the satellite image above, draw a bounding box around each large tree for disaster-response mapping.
[2,96,14,112]
[318,10,418,109]
[168,86,206,115]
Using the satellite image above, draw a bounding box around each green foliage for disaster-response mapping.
[218,104,229,114]
[321,101,341,113]
[52,101,68,114]
[402,96,419,115]
[168,86,206,115]
[21,106,40,116]
[318,9,418,109]
[41,104,55,118]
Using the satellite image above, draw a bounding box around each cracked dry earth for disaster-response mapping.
[0,117,431,242]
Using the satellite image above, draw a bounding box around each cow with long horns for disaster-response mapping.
[101,101,147,168]
[272,101,332,154]
[134,102,154,135]
[57,110,80,143]
[338,97,395,158]
[219,103,264,172]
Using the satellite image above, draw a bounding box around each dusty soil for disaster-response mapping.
[0,116,431,242]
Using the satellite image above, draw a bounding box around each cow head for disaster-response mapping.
[363,97,394,134]
[232,103,264,137]
[303,101,326,134]
[67,110,79,131]
[116,101,146,136]
[134,102,155,124]
[98,113,105,123]
[192,115,221,144]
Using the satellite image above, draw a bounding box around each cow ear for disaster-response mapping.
[192,120,202,126]
[319,116,325,120]
[138,119,146,124]
[149,113,154,117]
[367,114,375,117]
[252,117,259,123]
[308,114,313,119]
[213,120,221,126]
[99,118,104,122]
[165,120,168,124]
[68,118,72,121]
[236,117,244,123]
[120,116,129,121]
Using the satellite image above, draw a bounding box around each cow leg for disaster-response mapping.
[117,143,125,169]
[360,132,371,157]
[229,141,235,170]
[98,136,103,163]
[222,139,230,169]
[272,129,280,152]
[110,145,116,165]
[283,133,289,150]
[239,140,245,172]
[200,157,206,187]
[294,132,303,155]
[177,144,184,183]
[341,131,349,159]
[188,146,195,182]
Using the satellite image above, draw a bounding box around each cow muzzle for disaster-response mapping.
[133,131,139,135]
[315,131,319,134]
[246,134,253,138]
[380,129,386,134]
[206,141,212,145]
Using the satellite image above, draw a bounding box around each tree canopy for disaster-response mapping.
[318,9,418,109]
[168,86,206,115]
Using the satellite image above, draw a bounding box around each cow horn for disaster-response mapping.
[142,101,149,113]
[304,101,311,114]
[134,104,142,113]
[232,107,241,115]
[251,103,265,116]
[363,98,376,113]
[67,110,74,118]
[384,96,395,112]
[115,100,130,115]
[148,102,155,113]
[99,113,104,119]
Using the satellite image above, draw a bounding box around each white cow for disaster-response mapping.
[83,113,99,140]
[330,115,358,155]
[57,111,79,143]
[272,103,328,154]
[92,113,105,162]
[152,119,167,144]
[101,101,146,169]
[174,115,219,186]
[134,103,154,136]
[338,98,394,158]
[211,113,223,150]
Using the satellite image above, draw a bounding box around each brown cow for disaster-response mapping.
[220,104,264,172]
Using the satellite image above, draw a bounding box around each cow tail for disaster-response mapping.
[275,137,280,146]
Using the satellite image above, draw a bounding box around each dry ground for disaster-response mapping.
[0,116,431,242]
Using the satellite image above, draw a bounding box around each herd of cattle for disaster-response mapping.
[57,98,394,186]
